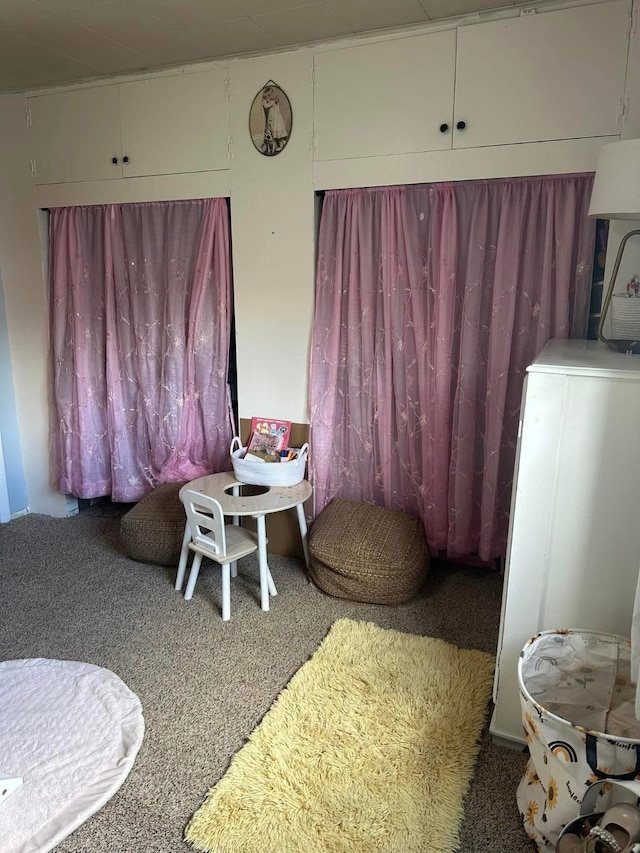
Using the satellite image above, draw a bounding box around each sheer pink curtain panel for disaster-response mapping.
[309,175,595,561]
[50,198,234,502]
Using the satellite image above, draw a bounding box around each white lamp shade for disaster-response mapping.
[589,138,640,219]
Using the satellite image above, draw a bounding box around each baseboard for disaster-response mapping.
[10,508,29,519]
[490,732,528,752]
[489,713,528,751]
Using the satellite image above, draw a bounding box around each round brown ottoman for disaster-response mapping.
[308,498,430,605]
[120,482,186,566]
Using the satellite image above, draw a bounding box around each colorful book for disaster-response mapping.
[248,417,292,453]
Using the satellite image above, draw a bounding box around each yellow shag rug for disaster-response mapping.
[185,618,494,853]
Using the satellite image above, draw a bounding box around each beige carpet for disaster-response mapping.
[185,618,495,853]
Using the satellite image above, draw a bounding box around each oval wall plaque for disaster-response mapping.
[249,81,293,157]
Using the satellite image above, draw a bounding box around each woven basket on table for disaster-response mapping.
[308,498,430,605]
[230,437,309,487]
[120,482,186,566]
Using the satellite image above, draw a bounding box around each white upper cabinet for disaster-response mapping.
[312,0,630,162]
[28,87,122,184]
[453,0,630,149]
[119,69,228,178]
[313,30,456,161]
[28,68,229,185]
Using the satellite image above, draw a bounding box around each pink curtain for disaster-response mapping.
[310,175,595,560]
[50,198,234,501]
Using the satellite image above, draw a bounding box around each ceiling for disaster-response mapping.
[0,0,552,92]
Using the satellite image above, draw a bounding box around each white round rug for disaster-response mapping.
[0,658,144,853]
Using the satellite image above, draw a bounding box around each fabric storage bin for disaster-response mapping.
[230,436,309,486]
[516,630,640,852]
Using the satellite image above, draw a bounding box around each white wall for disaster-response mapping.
[0,94,67,516]
[228,51,315,424]
[0,269,28,515]
[0,430,10,522]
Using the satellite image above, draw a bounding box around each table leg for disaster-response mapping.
[267,566,277,597]
[231,484,240,526]
[256,515,270,611]
[175,522,192,591]
[295,503,310,569]
[252,515,277,596]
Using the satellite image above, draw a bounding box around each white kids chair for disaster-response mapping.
[178,489,260,621]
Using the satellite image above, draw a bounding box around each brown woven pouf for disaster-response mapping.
[308,498,429,605]
[120,482,186,566]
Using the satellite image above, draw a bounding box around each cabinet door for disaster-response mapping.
[454,0,629,149]
[313,31,456,161]
[29,86,122,185]
[119,69,229,178]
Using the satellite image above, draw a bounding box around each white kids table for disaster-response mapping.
[175,471,312,611]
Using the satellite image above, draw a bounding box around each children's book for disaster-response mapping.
[248,417,292,453]
[245,433,280,462]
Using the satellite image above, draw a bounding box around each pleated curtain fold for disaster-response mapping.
[309,175,595,560]
[49,198,234,502]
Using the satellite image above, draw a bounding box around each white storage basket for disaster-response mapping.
[230,437,309,487]
[516,629,640,852]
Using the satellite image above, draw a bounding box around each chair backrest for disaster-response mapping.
[181,489,227,557]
